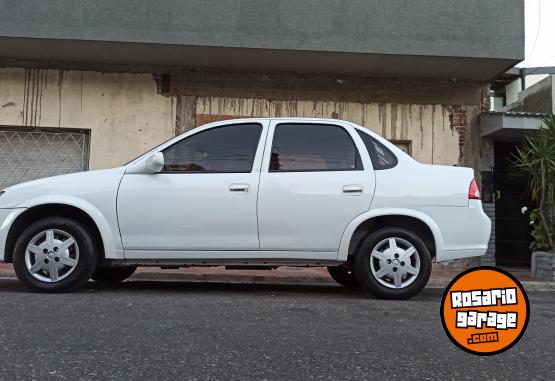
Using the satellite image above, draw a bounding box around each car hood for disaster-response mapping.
[0,167,126,209]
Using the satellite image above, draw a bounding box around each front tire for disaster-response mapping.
[353,227,432,299]
[13,217,98,293]
[92,266,137,283]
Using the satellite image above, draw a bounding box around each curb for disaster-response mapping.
[130,272,453,288]
[519,281,555,292]
[1,269,553,291]
[128,273,555,291]
[133,272,338,286]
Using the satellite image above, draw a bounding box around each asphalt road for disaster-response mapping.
[0,279,553,381]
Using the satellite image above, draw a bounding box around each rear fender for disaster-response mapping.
[338,208,445,262]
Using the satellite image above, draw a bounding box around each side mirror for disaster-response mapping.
[126,152,165,174]
[145,152,165,173]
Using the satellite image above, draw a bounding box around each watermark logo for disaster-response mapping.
[440,267,529,355]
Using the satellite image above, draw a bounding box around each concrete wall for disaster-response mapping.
[178,70,486,106]
[0,68,176,169]
[505,79,522,105]
[525,74,550,89]
[503,74,552,111]
[196,97,462,165]
[0,67,486,171]
[0,0,524,61]
[179,70,486,169]
[508,75,554,114]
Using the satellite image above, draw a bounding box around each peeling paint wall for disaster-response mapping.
[0,66,482,170]
[196,97,462,165]
[0,68,176,169]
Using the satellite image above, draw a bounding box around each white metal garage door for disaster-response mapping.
[0,128,90,188]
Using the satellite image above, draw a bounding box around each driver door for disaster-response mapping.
[117,121,268,257]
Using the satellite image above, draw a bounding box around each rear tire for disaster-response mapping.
[13,217,98,293]
[92,266,137,283]
[327,266,360,288]
[353,227,432,299]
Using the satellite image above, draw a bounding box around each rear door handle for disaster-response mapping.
[342,185,363,194]
[229,183,250,193]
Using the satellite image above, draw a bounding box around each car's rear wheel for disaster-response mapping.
[13,217,98,293]
[353,227,431,299]
[92,266,137,283]
[327,265,360,288]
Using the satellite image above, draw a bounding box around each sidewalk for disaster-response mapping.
[1,263,553,291]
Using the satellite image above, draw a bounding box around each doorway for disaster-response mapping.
[493,142,532,267]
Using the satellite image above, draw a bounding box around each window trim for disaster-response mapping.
[268,122,364,173]
[160,122,263,174]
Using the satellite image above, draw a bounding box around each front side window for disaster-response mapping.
[270,123,362,172]
[162,123,262,173]
[356,129,398,170]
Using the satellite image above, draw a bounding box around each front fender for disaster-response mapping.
[18,195,123,259]
[0,208,26,262]
[337,208,445,262]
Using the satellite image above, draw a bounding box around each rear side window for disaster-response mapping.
[270,123,362,172]
[356,129,398,170]
[162,123,262,173]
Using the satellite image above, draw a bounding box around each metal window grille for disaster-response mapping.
[0,127,90,188]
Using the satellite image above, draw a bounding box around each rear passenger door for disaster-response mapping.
[257,120,376,255]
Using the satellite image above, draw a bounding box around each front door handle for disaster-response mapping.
[229,183,250,193]
[342,185,363,194]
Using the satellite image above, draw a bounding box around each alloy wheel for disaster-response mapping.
[24,229,79,283]
[369,237,420,289]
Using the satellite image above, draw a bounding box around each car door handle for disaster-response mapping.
[342,185,363,194]
[229,183,250,193]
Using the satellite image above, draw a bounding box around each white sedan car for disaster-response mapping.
[0,118,491,298]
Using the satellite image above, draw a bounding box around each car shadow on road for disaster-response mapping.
[0,278,443,300]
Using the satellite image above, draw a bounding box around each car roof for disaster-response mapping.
[201,117,351,123]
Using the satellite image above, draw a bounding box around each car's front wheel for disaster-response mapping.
[353,227,432,299]
[13,217,98,293]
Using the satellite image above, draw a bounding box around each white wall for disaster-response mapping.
[0,68,176,169]
[505,78,522,105]
[196,97,464,165]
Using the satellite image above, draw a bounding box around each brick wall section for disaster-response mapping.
[480,84,491,112]
[153,73,178,97]
[448,105,467,162]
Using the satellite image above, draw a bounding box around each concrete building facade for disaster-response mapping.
[0,67,491,181]
[481,68,555,269]
[0,0,525,267]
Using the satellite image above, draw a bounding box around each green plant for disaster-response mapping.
[529,208,552,251]
[512,114,555,252]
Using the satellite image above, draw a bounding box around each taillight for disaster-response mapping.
[469,179,481,200]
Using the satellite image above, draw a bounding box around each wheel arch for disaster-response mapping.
[4,197,121,263]
[338,209,445,262]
